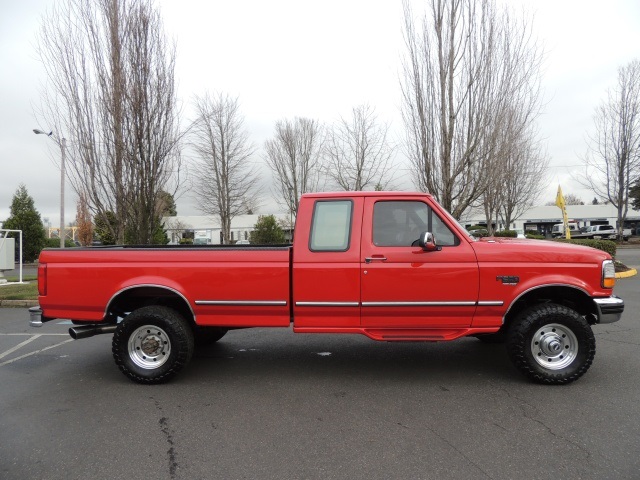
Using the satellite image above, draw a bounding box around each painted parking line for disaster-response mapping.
[0,333,68,336]
[0,338,74,367]
[0,335,41,360]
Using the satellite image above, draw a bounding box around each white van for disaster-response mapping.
[551,222,579,238]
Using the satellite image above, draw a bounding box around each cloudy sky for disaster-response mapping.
[1,0,640,228]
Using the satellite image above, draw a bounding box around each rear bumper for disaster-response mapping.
[593,296,624,324]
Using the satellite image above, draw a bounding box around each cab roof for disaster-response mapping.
[300,191,433,200]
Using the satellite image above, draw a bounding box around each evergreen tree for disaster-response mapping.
[631,182,640,210]
[2,184,47,262]
[148,190,175,245]
[250,215,285,244]
[94,211,118,245]
[157,190,177,217]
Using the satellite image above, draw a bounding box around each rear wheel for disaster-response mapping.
[507,303,595,385]
[112,305,194,384]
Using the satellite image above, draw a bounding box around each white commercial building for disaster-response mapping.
[460,203,640,236]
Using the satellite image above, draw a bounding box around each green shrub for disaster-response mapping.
[44,238,76,248]
[2,184,47,262]
[468,225,489,238]
[251,215,285,244]
[553,238,617,258]
[525,234,545,240]
[494,230,517,238]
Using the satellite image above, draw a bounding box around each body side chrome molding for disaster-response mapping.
[195,300,287,306]
[296,301,503,307]
[362,301,477,307]
[296,302,359,307]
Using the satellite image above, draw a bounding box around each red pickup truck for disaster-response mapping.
[30,192,624,385]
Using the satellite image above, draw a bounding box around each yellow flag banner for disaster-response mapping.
[555,185,571,239]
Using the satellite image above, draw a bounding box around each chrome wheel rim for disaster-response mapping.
[128,325,171,369]
[531,323,578,370]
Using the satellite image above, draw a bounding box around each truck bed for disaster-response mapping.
[38,245,293,327]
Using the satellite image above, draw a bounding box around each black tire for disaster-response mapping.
[112,305,194,384]
[193,326,228,347]
[506,303,595,385]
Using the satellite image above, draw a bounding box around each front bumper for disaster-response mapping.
[593,296,624,324]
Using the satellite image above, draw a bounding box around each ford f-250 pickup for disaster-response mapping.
[29,192,624,385]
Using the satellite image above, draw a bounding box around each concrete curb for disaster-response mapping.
[616,268,637,279]
[0,300,38,308]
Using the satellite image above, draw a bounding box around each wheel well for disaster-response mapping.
[106,286,195,325]
[504,286,597,328]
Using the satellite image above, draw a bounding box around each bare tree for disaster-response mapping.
[191,93,259,244]
[264,117,325,220]
[324,104,396,191]
[545,193,584,206]
[580,60,640,239]
[36,0,182,244]
[499,131,548,229]
[400,0,544,219]
[481,108,548,234]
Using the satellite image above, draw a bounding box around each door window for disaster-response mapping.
[372,201,458,247]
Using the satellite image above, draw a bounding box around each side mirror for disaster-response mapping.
[418,231,439,251]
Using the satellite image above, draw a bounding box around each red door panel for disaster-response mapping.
[360,197,479,328]
[293,197,364,328]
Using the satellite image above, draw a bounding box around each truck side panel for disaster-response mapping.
[39,247,291,327]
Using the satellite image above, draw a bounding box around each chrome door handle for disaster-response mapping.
[365,256,387,263]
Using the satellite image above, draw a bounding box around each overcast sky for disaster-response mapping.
[1,0,640,228]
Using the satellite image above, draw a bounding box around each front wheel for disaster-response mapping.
[112,306,194,384]
[507,303,595,385]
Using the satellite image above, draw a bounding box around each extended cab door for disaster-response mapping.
[292,196,364,328]
[360,196,479,328]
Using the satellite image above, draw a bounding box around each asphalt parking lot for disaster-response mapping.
[1,260,639,480]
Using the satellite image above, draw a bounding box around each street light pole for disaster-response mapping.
[34,129,66,248]
[288,187,294,243]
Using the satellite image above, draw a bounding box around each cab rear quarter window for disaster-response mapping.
[309,200,353,252]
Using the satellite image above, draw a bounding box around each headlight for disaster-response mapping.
[602,260,616,289]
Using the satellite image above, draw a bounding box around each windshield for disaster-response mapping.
[438,207,477,242]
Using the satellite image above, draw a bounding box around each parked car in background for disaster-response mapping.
[579,225,631,241]
[551,222,579,238]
